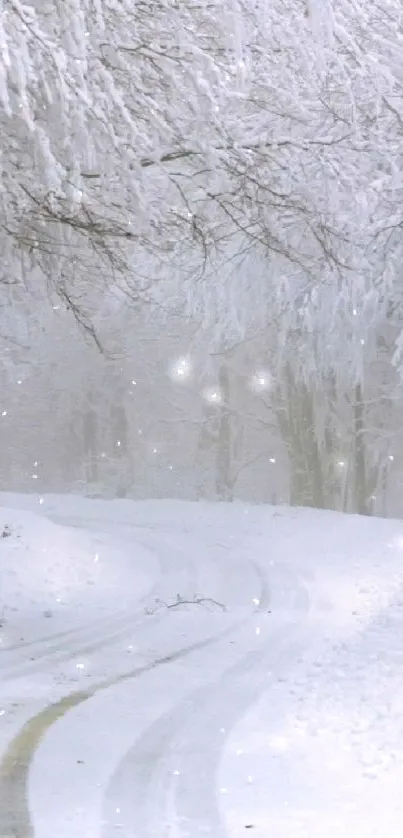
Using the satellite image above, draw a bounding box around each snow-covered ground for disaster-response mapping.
[1,493,403,837]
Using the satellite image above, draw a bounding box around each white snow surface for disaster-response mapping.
[1,494,403,837]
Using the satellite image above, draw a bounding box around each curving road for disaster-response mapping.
[0,511,316,838]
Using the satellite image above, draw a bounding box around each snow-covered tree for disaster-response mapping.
[4,1,402,305]
[4,1,403,513]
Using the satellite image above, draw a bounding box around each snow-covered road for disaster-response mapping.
[30,523,309,838]
[1,496,403,837]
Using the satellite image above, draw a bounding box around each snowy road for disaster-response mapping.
[1,497,403,837]
[30,523,309,838]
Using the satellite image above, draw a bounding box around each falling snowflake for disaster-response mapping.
[202,386,222,405]
[249,369,272,393]
[169,356,192,382]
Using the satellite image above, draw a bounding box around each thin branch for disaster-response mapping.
[146,594,226,614]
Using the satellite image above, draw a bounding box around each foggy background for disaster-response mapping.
[2,0,403,519]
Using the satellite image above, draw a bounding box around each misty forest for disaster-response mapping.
[2,0,403,517]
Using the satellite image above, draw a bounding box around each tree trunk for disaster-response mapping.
[216,363,233,501]
[196,401,217,500]
[112,401,132,496]
[83,404,98,483]
[353,383,370,515]
[277,367,325,509]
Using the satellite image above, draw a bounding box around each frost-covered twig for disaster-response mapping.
[145,593,226,615]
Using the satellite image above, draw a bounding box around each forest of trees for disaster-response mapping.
[2,0,403,516]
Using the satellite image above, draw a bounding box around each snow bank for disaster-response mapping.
[0,506,156,640]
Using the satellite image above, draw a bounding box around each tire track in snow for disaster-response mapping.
[102,628,308,837]
[0,690,89,838]
[0,562,269,838]
[100,569,308,837]
[1,523,261,683]
[0,529,198,682]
